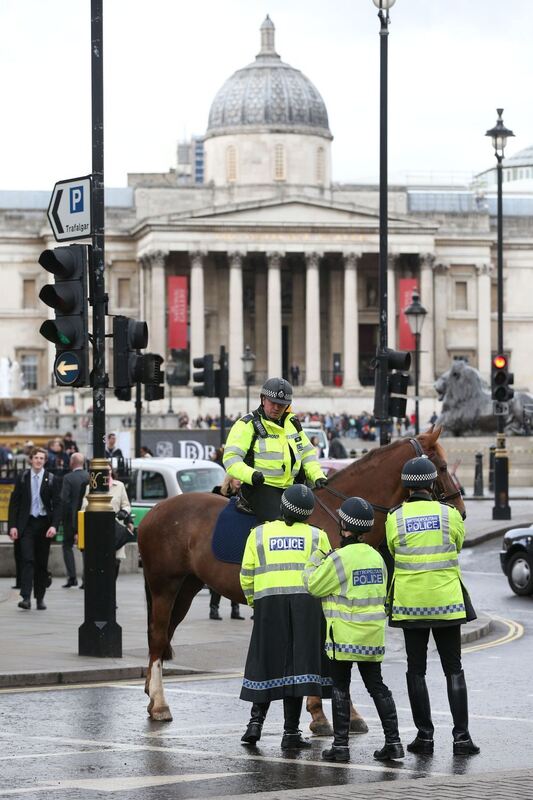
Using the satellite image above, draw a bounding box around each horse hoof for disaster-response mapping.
[309,719,334,737]
[149,706,173,722]
[350,717,369,734]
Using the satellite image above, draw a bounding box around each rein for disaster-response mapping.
[314,437,460,522]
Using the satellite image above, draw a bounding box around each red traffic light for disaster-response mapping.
[493,354,507,369]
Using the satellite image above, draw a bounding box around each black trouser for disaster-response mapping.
[20,516,52,601]
[241,484,284,523]
[210,589,239,611]
[329,659,390,698]
[62,525,77,580]
[403,626,462,676]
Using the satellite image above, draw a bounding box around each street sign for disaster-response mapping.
[47,176,92,242]
[493,400,509,416]
[54,351,82,386]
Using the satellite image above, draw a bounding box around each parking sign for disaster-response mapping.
[47,175,92,242]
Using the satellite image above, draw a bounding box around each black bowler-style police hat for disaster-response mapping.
[281,484,315,522]
[338,497,374,533]
[401,455,438,488]
[261,377,293,405]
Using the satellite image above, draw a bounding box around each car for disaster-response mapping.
[302,426,329,458]
[318,457,356,476]
[500,524,533,595]
[128,457,225,528]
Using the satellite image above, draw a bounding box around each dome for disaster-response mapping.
[206,17,332,140]
[505,145,533,167]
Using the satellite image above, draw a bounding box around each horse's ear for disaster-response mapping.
[425,425,442,446]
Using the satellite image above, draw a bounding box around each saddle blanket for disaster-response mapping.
[211,497,258,564]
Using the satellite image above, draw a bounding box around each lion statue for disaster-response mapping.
[434,360,533,436]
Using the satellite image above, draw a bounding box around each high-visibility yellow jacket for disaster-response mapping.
[240,520,330,607]
[303,542,387,662]
[385,499,466,624]
[223,410,325,488]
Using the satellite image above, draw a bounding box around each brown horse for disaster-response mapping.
[138,427,465,727]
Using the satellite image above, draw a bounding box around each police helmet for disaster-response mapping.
[280,484,315,523]
[261,377,293,406]
[338,497,374,533]
[401,455,438,488]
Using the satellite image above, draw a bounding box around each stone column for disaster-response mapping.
[267,252,283,377]
[476,262,492,380]
[189,250,206,380]
[343,253,361,390]
[305,252,323,388]
[228,251,245,389]
[141,250,167,359]
[433,262,450,377]
[387,254,397,349]
[419,253,435,385]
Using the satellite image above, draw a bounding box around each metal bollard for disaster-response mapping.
[349,449,357,459]
[473,451,484,497]
[488,445,496,493]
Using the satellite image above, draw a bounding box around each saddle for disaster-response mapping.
[211,497,258,565]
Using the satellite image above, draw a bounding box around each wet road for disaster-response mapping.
[1,540,531,799]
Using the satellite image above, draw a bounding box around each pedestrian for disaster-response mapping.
[223,377,327,523]
[104,432,124,471]
[327,430,348,459]
[139,446,153,458]
[386,455,479,756]
[7,446,62,610]
[46,438,69,478]
[304,497,404,763]
[209,475,244,620]
[290,364,300,386]
[63,431,79,456]
[239,485,331,750]
[60,452,89,588]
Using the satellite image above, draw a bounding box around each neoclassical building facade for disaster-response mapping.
[1,17,533,415]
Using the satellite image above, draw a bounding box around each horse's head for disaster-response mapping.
[417,426,466,519]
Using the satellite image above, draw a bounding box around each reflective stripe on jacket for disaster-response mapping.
[303,542,387,662]
[223,412,325,488]
[385,499,466,623]
[240,520,330,607]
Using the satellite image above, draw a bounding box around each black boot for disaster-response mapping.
[322,686,350,762]
[209,604,222,620]
[281,697,312,750]
[373,691,404,761]
[241,702,270,745]
[231,603,244,620]
[406,672,435,754]
[446,671,480,756]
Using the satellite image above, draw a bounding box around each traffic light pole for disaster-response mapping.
[135,380,142,457]
[79,0,122,657]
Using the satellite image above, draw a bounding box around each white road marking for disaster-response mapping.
[0,773,250,795]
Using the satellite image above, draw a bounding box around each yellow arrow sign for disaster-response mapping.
[57,361,79,376]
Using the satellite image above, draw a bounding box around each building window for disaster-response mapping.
[226,146,237,182]
[22,279,37,309]
[366,277,378,308]
[316,147,325,185]
[117,277,131,308]
[19,353,39,390]
[454,281,468,311]
[274,144,285,181]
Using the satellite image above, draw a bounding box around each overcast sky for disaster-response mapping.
[2,0,531,191]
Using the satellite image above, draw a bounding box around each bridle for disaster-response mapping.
[314,437,462,525]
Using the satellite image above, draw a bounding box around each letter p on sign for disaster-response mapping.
[70,186,84,213]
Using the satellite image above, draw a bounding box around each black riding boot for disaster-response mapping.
[281,697,312,750]
[406,672,435,754]
[241,701,270,745]
[322,686,351,762]
[446,671,480,755]
[373,691,405,761]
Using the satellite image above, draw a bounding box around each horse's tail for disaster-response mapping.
[144,574,174,662]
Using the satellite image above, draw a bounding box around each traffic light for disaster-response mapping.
[113,315,148,396]
[491,354,514,403]
[193,355,215,397]
[143,354,165,401]
[386,348,411,418]
[38,244,89,387]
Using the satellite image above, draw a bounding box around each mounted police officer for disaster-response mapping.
[386,455,479,756]
[223,378,327,523]
[304,497,404,763]
[239,485,331,750]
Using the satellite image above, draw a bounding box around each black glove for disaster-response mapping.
[314,477,328,490]
[252,471,265,486]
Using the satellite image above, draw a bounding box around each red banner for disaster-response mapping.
[398,278,418,352]
[167,276,188,350]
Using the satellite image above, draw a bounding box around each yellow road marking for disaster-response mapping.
[463,615,523,653]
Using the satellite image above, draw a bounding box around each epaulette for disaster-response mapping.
[289,415,303,432]
[388,503,403,515]
[241,413,254,423]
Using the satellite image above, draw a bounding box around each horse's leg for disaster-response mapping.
[145,577,182,722]
[306,695,369,735]
[167,574,204,644]
[350,701,369,734]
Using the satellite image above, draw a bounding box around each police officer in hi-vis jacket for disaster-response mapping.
[386,455,479,756]
[304,496,404,763]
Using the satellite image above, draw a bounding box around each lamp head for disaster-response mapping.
[485,108,514,158]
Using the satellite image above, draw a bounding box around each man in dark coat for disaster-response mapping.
[8,446,62,610]
[60,452,89,588]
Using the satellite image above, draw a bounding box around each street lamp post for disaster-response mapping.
[372,0,396,446]
[241,345,256,414]
[404,290,427,436]
[486,109,514,520]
